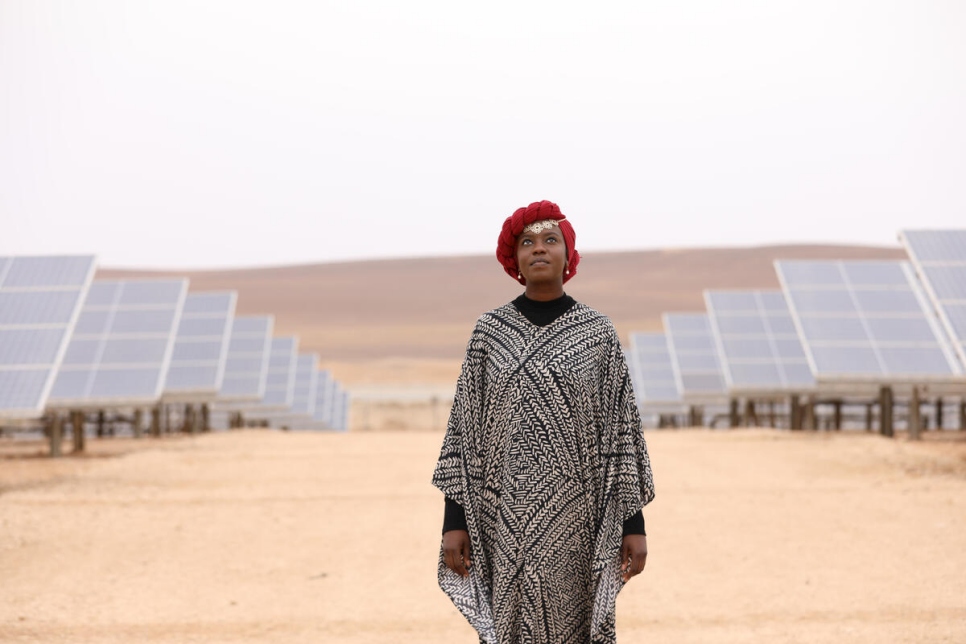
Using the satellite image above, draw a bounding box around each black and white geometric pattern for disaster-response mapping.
[433,302,655,644]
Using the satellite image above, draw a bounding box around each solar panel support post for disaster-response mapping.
[729,399,739,428]
[789,395,801,430]
[71,411,85,453]
[960,400,966,431]
[150,405,161,438]
[804,396,817,431]
[96,411,106,438]
[201,404,210,432]
[133,409,143,439]
[187,405,198,434]
[744,400,758,427]
[689,406,703,427]
[879,386,894,438]
[935,398,943,430]
[832,401,843,431]
[164,405,172,434]
[768,401,777,429]
[49,413,63,458]
[908,387,922,441]
[865,403,874,432]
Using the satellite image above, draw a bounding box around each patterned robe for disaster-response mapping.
[432,301,655,644]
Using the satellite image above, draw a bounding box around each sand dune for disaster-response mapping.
[1,428,964,643]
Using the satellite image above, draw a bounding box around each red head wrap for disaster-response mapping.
[496,200,580,285]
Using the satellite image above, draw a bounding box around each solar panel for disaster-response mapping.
[312,369,335,428]
[255,352,319,428]
[217,315,274,401]
[0,255,97,419]
[629,332,683,411]
[47,278,188,408]
[705,289,816,395]
[330,385,350,432]
[325,380,351,432]
[663,313,727,403]
[246,336,299,415]
[163,291,237,401]
[775,259,963,390]
[899,230,966,370]
[289,353,319,418]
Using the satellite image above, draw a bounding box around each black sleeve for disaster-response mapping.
[442,497,468,534]
[622,510,646,536]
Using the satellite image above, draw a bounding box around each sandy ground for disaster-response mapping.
[2,429,965,644]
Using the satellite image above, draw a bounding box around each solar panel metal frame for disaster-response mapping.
[628,332,685,413]
[162,291,237,403]
[0,255,97,421]
[215,315,274,403]
[775,259,964,395]
[704,289,817,398]
[899,229,966,371]
[46,278,189,410]
[662,312,729,405]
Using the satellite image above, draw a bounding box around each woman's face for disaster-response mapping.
[516,226,568,285]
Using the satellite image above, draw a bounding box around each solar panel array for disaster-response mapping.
[261,336,298,410]
[47,279,188,408]
[256,353,319,427]
[0,255,353,438]
[333,388,350,431]
[289,353,319,418]
[900,230,966,369]
[311,369,351,431]
[705,290,815,394]
[164,291,237,400]
[663,313,727,403]
[628,333,682,410]
[218,315,274,401]
[313,369,333,428]
[775,260,962,385]
[0,255,97,419]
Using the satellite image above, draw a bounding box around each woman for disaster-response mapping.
[432,200,655,644]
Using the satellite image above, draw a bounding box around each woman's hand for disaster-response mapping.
[620,534,647,582]
[442,529,472,577]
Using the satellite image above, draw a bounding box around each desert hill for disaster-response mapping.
[99,244,906,386]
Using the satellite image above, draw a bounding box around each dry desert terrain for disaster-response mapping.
[2,428,965,643]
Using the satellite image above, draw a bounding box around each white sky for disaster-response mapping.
[2,1,964,269]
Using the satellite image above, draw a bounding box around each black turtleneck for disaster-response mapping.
[443,293,646,537]
[512,292,577,326]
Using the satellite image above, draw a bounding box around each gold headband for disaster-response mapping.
[522,219,562,235]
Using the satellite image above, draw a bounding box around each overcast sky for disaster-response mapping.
[2,1,964,269]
